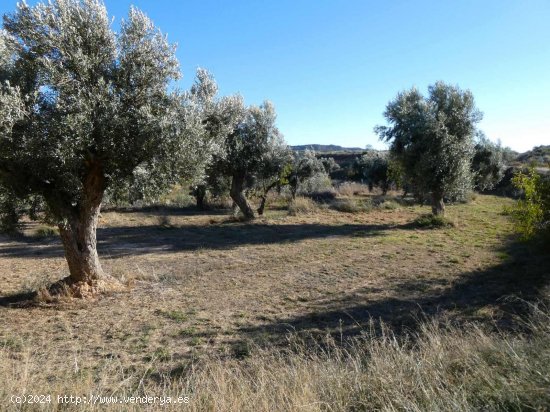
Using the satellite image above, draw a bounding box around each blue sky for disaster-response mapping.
[2,0,549,152]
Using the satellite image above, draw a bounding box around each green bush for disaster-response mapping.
[507,168,550,240]
[34,225,59,238]
[414,214,455,228]
[379,200,400,210]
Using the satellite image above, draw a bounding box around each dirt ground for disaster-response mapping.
[0,194,548,381]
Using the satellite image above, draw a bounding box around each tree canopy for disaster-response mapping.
[0,0,220,294]
[376,81,482,215]
[472,132,505,191]
[210,100,287,219]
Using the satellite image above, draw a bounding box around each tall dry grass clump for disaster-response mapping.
[336,182,372,197]
[288,197,319,216]
[1,305,549,411]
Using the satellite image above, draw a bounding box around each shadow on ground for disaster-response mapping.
[236,236,549,349]
[0,217,412,307]
[102,204,231,217]
[0,220,408,259]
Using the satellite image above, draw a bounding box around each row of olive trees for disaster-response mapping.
[349,135,504,198]
[0,0,328,294]
[0,1,240,293]
[376,82,505,215]
[192,144,335,218]
[0,1,508,295]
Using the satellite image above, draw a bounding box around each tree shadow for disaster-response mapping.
[235,236,549,349]
[102,204,231,217]
[0,290,38,308]
[0,221,409,259]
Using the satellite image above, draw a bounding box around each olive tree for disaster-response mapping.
[0,1,217,295]
[253,134,292,215]
[320,157,339,175]
[186,71,246,211]
[376,82,482,215]
[211,100,283,219]
[0,77,25,233]
[195,171,232,210]
[110,67,223,209]
[288,150,328,199]
[352,152,391,194]
[472,132,505,191]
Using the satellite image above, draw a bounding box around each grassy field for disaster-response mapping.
[0,193,548,411]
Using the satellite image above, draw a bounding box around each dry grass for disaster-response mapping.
[287,196,319,215]
[329,197,373,213]
[336,182,372,197]
[1,304,548,411]
[0,194,548,410]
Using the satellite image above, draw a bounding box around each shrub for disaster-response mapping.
[298,172,333,195]
[160,185,195,208]
[379,200,400,210]
[507,168,550,240]
[330,198,373,214]
[208,196,234,210]
[156,214,174,229]
[304,189,337,203]
[288,197,318,215]
[34,225,59,238]
[414,214,455,228]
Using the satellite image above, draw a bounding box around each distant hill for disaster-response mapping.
[291,144,365,153]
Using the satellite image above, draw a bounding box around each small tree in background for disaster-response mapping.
[254,135,292,216]
[0,1,219,295]
[288,150,327,199]
[376,82,481,215]
[320,157,340,175]
[352,152,391,194]
[472,132,505,191]
[184,73,247,211]
[211,101,285,219]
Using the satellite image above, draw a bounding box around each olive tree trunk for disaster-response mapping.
[194,185,207,210]
[230,174,255,219]
[58,208,103,283]
[257,196,267,216]
[56,162,114,295]
[431,192,445,216]
[257,181,278,216]
[289,179,298,200]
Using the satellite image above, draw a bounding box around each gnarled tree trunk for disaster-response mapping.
[56,161,117,297]
[257,195,267,216]
[257,181,278,216]
[230,174,255,219]
[431,191,445,216]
